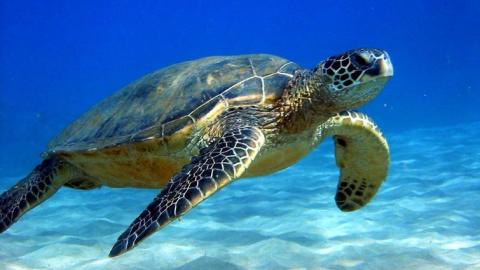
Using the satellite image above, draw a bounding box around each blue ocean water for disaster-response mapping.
[0,0,479,269]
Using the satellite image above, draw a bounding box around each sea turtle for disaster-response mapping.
[0,48,393,257]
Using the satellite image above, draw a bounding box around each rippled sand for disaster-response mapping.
[1,122,479,269]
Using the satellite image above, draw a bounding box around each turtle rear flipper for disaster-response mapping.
[317,111,390,211]
[0,157,86,232]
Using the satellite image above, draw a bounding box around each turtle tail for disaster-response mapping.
[0,157,83,233]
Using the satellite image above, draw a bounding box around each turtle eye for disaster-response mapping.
[351,53,373,69]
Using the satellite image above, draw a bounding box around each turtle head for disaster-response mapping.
[313,48,393,111]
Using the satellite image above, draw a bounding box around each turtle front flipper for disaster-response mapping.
[109,126,265,257]
[0,157,85,232]
[317,111,390,212]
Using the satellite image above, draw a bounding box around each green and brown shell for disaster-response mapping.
[48,54,299,152]
[46,54,300,188]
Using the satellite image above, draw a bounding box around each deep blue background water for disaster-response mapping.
[1,0,479,176]
[0,1,479,269]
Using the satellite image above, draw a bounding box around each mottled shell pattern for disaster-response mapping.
[47,54,300,153]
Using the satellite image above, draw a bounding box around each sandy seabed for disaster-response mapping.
[1,122,479,270]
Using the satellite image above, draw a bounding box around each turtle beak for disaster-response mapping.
[360,50,393,86]
[378,51,394,78]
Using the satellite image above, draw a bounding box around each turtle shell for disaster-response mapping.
[47,54,300,153]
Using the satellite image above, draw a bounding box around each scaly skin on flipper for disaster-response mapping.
[316,111,389,211]
[0,157,86,232]
[109,126,265,257]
